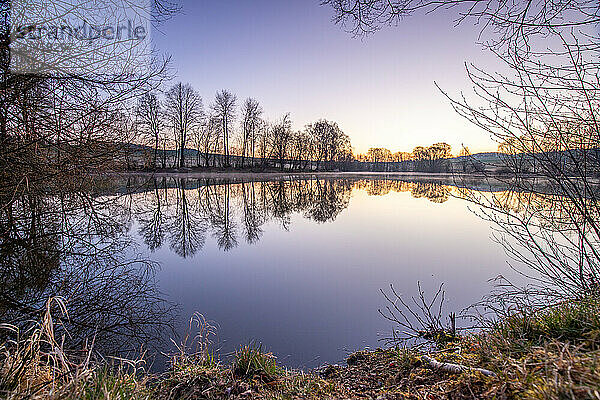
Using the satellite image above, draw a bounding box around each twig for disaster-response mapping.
[421,355,497,377]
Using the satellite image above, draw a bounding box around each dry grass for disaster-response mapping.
[324,296,600,399]
[460,297,600,399]
[0,299,345,399]
[0,297,151,400]
[3,296,600,399]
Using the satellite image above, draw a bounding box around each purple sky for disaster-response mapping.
[154,0,500,154]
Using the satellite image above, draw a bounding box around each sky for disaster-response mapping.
[153,0,501,155]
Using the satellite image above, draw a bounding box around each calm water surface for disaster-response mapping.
[119,176,518,369]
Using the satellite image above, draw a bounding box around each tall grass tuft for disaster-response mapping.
[0,297,151,399]
[169,312,218,371]
[0,297,78,396]
[233,342,279,382]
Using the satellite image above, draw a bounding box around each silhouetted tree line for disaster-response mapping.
[354,143,454,172]
[135,87,354,171]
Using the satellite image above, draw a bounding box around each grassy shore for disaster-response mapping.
[2,297,600,399]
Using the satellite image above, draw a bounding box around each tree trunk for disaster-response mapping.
[179,130,185,168]
[154,134,159,169]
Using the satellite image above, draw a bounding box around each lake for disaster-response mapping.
[0,173,528,371]
[108,174,521,369]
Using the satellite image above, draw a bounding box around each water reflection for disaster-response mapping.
[119,175,519,368]
[0,195,61,307]
[354,180,450,203]
[0,188,173,356]
[120,177,454,257]
[0,174,550,369]
[123,178,354,256]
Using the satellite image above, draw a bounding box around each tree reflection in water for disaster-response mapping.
[0,175,459,362]
[128,178,355,256]
[353,179,451,203]
[0,184,174,358]
[124,177,453,258]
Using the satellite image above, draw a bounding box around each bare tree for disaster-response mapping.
[206,115,223,167]
[164,83,203,169]
[240,98,263,168]
[322,0,598,39]
[290,130,310,170]
[458,146,471,173]
[257,118,274,168]
[211,90,237,167]
[307,119,351,170]
[272,114,292,171]
[1,0,178,198]
[190,119,205,167]
[136,93,162,169]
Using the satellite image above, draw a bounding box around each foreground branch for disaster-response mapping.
[421,355,497,377]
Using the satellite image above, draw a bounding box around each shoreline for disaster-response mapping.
[102,170,595,195]
[5,296,599,399]
[106,170,516,186]
[107,169,596,183]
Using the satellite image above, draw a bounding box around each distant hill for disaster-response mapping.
[449,152,504,165]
